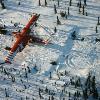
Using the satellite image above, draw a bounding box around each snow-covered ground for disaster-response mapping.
[0,0,100,99]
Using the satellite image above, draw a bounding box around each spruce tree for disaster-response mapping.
[97,17,100,25]
[96,26,98,33]
[83,5,85,15]
[39,0,41,6]
[68,7,70,15]
[69,0,72,6]
[84,0,87,6]
[54,4,57,14]
[57,0,59,7]
[57,16,61,25]
[54,27,57,33]
[45,0,47,6]
[1,2,6,9]
[79,0,82,8]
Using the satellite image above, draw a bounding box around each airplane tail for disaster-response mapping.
[5,51,14,64]
[5,43,25,64]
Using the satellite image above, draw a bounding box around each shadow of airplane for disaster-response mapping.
[43,25,80,76]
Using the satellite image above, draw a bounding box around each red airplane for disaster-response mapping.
[5,14,49,64]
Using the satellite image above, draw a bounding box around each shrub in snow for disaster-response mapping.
[81,37,84,41]
[0,25,7,35]
[60,11,66,17]
[5,46,11,51]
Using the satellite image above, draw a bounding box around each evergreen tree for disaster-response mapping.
[27,66,31,73]
[39,88,41,96]
[51,95,54,100]
[84,0,87,6]
[57,0,59,7]
[45,0,47,6]
[57,16,61,25]
[54,27,57,33]
[69,0,72,6]
[91,76,96,92]
[71,31,76,40]
[65,11,67,19]
[79,0,82,8]
[91,76,98,99]
[39,0,41,6]
[79,7,81,14]
[96,26,98,33]
[1,2,6,9]
[82,5,85,15]
[20,97,23,100]
[69,92,71,97]
[85,72,91,89]
[75,77,81,88]
[68,7,70,15]
[50,72,52,79]
[97,17,100,25]
[5,88,9,97]
[49,96,50,100]
[11,75,15,82]
[86,12,88,16]
[54,4,57,14]
[83,88,88,100]
[45,86,48,93]
[18,2,20,5]
[93,88,98,99]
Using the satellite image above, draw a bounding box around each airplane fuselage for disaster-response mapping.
[5,14,40,63]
